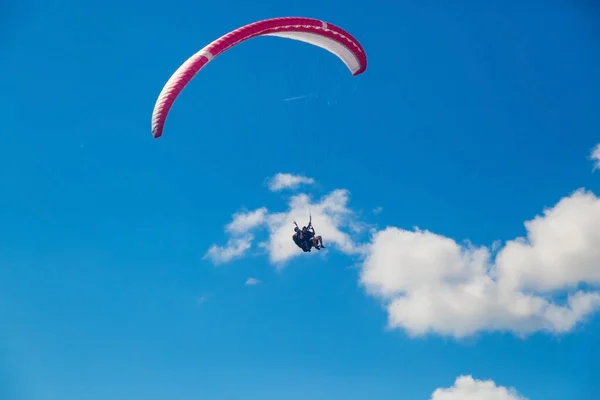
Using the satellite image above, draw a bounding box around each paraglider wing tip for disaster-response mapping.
[352,64,367,76]
[152,128,162,139]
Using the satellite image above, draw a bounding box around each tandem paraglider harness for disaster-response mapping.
[293,214,316,252]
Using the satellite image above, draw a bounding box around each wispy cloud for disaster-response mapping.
[373,206,383,215]
[226,208,268,234]
[203,235,253,265]
[245,277,261,286]
[267,173,315,192]
[591,143,600,171]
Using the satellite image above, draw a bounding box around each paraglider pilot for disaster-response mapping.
[293,217,325,252]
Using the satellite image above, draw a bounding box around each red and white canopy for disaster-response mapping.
[151,17,368,139]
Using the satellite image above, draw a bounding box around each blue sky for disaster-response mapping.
[2,1,600,399]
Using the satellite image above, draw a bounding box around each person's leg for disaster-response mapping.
[316,236,325,248]
[312,238,322,250]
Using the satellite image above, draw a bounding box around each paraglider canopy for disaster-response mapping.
[151,17,367,139]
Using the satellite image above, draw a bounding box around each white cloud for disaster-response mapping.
[207,173,600,338]
[203,235,253,265]
[430,375,527,400]
[245,277,261,285]
[202,208,268,265]
[226,208,268,235]
[261,189,366,264]
[494,189,600,292]
[267,173,315,191]
[373,206,383,215]
[360,189,600,338]
[591,143,600,171]
[207,187,365,266]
